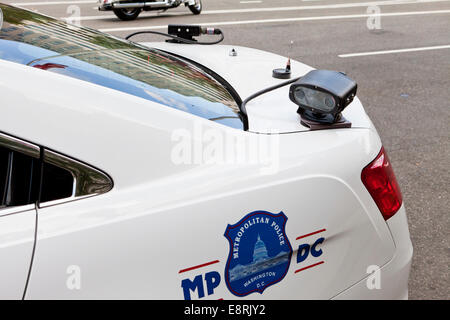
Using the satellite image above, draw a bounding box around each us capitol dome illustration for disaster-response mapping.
[253,235,270,262]
[229,234,290,282]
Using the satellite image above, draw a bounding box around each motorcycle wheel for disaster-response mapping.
[188,0,202,15]
[113,8,142,21]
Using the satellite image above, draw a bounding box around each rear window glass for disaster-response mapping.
[0,4,243,129]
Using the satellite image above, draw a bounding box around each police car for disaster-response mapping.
[0,4,413,299]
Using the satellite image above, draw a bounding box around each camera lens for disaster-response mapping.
[324,96,335,110]
[294,88,305,100]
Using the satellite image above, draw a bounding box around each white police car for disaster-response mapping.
[0,4,412,299]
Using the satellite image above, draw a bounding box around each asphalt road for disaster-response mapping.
[3,0,449,300]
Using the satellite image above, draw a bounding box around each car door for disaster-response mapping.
[0,133,39,299]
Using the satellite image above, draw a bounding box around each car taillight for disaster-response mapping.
[361,147,403,220]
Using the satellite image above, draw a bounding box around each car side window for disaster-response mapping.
[39,150,113,207]
[40,161,75,204]
[0,145,40,208]
[39,162,74,202]
[0,147,9,207]
[0,133,112,210]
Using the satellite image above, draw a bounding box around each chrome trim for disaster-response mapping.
[0,132,40,159]
[0,204,36,217]
[38,194,93,209]
[112,1,172,9]
[0,132,112,209]
[41,150,113,205]
[113,3,145,8]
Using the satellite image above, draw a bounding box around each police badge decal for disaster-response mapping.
[224,210,293,297]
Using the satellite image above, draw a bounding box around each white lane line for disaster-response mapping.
[11,0,261,3]
[11,1,95,5]
[188,0,449,15]
[339,45,450,57]
[60,0,450,21]
[62,12,189,21]
[13,0,449,8]
[99,9,450,32]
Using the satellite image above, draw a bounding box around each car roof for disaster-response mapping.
[0,4,243,129]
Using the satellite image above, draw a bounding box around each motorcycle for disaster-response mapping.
[98,0,202,21]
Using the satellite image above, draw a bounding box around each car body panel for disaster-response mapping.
[0,206,36,299]
[0,59,240,188]
[24,127,395,299]
[333,205,413,299]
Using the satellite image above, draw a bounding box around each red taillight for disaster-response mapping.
[361,147,403,220]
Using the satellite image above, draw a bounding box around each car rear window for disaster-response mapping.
[0,4,243,129]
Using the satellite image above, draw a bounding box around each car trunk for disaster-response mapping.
[145,42,374,134]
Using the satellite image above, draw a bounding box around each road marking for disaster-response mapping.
[339,45,450,57]
[62,12,189,21]
[201,0,449,14]
[240,1,263,3]
[11,1,95,5]
[13,0,449,8]
[60,0,450,21]
[99,9,450,32]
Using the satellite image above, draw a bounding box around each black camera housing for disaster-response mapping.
[168,24,201,41]
[289,70,357,124]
